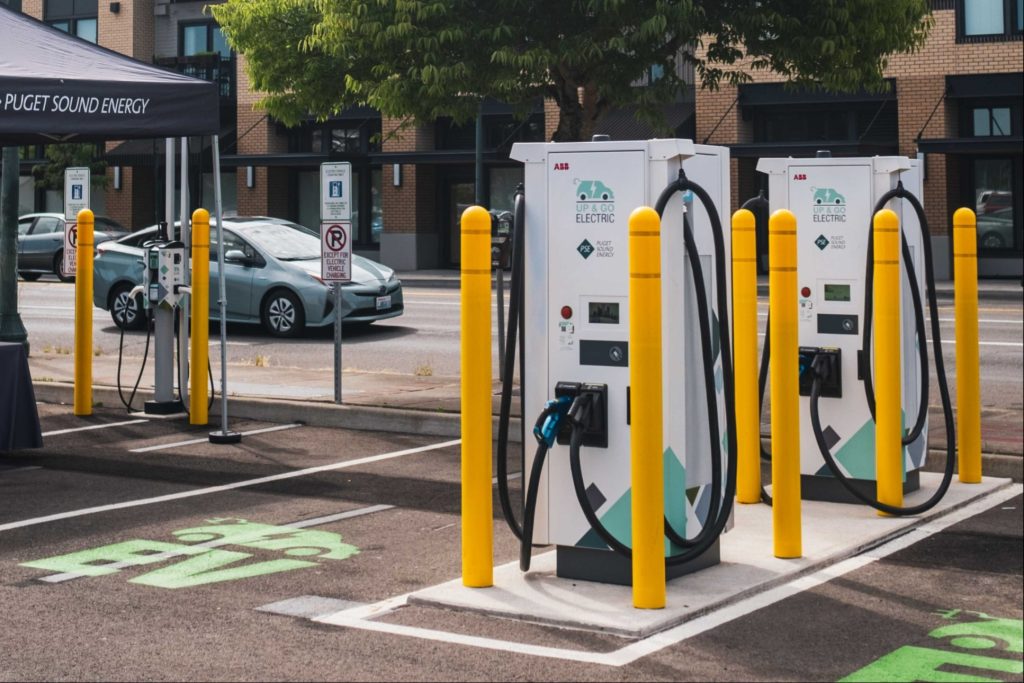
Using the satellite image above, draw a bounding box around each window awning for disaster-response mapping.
[738,80,895,107]
[946,73,1023,99]
[916,136,1024,155]
[729,141,898,158]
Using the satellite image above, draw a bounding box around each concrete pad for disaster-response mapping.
[409,474,1012,638]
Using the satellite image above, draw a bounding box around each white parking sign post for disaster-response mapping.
[320,162,353,403]
[63,167,90,278]
[321,221,352,404]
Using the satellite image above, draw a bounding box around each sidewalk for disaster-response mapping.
[403,269,1023,301]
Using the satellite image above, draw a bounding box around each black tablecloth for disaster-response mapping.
[0,342,43,451]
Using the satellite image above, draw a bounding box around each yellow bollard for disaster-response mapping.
[189,209,210,425]
[874,208,903,513]
[73,209,94,417]
[460,205,493,588]
[629,206,666,609]
[953,208,981,483]
[769,209,801,558]
[732,209,760,504]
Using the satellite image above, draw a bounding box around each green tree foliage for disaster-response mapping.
[213,0,932,141]
[31,143,108,192]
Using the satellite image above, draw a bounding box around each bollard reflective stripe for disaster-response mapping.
[189,209,210,425]
[953,208,981,483]
[732,209,760,504]
[768,209,801,558]
[873,209,902,513]
[461,205,493,588]
[628,206,666,609]
[73,209,94,417]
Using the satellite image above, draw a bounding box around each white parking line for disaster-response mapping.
[42,419,148,437]
[129,423,302,453]
[0,438,459,534]
[315,484,1022,667]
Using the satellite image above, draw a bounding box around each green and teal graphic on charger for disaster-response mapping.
[575,179,616,224]
[20,518,359,589]
[812,186,848,223]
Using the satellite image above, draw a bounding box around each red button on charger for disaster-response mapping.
[801,287,811,298]
[560,306,573,319]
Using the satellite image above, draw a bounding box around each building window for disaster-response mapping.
[972,106,1013,136]
[958,0,1023,41]
[45,0,98,43]
[1,0,24,12]
[180,21,231,58]
[972,158,1019,253]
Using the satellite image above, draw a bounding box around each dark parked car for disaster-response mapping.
[17,212,128,282]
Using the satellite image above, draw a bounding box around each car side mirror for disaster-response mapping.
[224,249,249,264]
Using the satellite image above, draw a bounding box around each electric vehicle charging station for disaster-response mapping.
[507,138,732,585]
[755,155,948,505]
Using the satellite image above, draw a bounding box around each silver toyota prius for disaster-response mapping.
[93,216,403,337]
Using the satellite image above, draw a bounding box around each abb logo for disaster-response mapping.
[793,173,807,180]
[553,162,570,170]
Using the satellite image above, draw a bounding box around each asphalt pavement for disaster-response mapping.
[0,405,1020,681]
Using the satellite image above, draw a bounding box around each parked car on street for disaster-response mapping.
[17,212,128,282]
[93,216,404,337]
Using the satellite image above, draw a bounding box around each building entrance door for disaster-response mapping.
[444,178,475,266]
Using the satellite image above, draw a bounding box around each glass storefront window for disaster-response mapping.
[489,167,524,213]
[974,158,1016,252]
[973,107,1012,136]
[370,168,382,244]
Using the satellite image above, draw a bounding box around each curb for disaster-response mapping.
[32,382,523,443]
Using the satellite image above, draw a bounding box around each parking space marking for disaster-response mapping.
[129,423,302,453]
[0,438,459,534]
[38,504,396,584]
[314,484,1022,668]
[42,418,149,437]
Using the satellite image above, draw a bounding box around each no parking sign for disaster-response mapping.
[321,222,352,282]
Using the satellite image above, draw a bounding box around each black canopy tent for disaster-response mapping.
[0,5,237,442]
[0,6,218,144]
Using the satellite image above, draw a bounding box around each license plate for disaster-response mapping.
[375,295,392,311]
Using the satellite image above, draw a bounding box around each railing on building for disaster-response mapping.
[154,54,235,100]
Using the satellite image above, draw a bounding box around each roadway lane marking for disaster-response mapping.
[315,484,1022,667]
[0,439,459,534]
[38,504,396,583]
[42,419,148,437]
[128,423,302,452]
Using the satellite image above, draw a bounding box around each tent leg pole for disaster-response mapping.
[209,134,240,444]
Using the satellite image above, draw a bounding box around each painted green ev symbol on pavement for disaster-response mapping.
[20,518,359,589]
[841,610,1023,682]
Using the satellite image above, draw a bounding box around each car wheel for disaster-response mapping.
[54,251,75,283]
[980,231,1005,250]
[19,272,41,281]
[110,282,146,331]
[261,289,305,338]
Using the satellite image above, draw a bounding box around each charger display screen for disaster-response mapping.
[824,283,851,302]
[588,302,619,324]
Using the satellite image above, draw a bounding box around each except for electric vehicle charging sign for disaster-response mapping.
[64,167,90,220]
[320,162,352,221]
[63,221,77,277]
[321,222,353,282]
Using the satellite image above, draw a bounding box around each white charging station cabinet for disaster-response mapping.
[511,139,731,582]
[756,156,927,498]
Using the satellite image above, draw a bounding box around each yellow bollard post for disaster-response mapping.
[460,205,493,588]
[953,208,981,483]
[189,209,210,425]
[874,208,903,513]
[732,208,760,504]
[629,206,666,609]
[73,209,94,417]
[769,209,801,558]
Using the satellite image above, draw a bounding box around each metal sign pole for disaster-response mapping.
[178,136,190,410]
[334,284,343,404]
[209,135,240,444]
